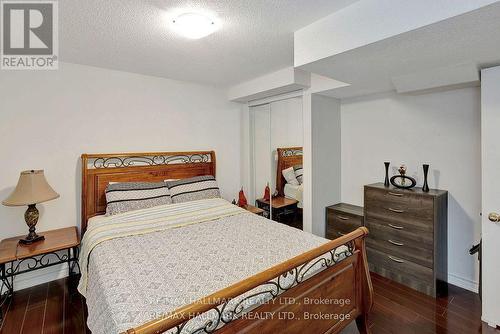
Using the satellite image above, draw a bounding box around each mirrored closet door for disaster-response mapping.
[249,95,303,230]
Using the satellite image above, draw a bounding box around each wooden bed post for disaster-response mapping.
[355,227,374,334]
[81,153,88,236]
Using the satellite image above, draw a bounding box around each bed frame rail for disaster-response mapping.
[123,227,373,334]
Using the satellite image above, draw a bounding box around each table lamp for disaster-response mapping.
[2,170,59,244]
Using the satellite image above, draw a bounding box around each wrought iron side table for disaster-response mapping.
[0,226,80,320]
[256,196,298,223]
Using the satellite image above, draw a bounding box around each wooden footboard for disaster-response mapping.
[124,227,373,334]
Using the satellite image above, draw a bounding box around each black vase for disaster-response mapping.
[422,164,430,192]
[384,162,390,187]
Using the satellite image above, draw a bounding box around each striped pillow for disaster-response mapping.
[293,165,303,184]
[166,175,220,204]
[282,167,299,186]
[105,182,172,216]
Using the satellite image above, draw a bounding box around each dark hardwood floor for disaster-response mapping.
[0,275,89,334]
[368,273,498,334]
[0,273,497,334]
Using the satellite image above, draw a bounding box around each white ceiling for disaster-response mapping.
[299,2,500,99]
[60,0,358,86]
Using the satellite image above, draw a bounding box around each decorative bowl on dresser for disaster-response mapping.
[364,182,448,297]
[326,203,364,240]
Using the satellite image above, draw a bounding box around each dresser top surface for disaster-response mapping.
[365,182,447,197]
[326,203,364,216]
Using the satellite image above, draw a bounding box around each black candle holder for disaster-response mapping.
[422,164,430,192]
[384,162,390,187]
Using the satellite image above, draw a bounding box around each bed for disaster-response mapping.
[80,151,373,334]
[276,147,303,208]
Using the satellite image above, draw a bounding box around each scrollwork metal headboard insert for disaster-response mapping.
[89,153,212,169]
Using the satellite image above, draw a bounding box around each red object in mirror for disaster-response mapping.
[238,187,248,207]
[263,183,270,201]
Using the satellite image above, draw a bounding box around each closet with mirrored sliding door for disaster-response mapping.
[248,95,304,230]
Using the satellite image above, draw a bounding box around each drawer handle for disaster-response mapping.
[388,207,405,213]
[388,192,403,197]
[337,216,349,221]
[388,239,404,246]
[388,223,404,230]
[388,255,405,263]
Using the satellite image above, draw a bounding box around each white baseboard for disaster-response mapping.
[447,272,479,293]
[13,263,69,292]
[481,316,498,328]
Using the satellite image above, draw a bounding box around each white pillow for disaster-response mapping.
[282,167,299,185]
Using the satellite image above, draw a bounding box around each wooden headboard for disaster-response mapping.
[81,151,216,234]
[276,147,303,196]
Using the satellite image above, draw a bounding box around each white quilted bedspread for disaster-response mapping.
[84,200,344,334]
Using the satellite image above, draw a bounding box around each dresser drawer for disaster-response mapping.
[365,186,434,209]
[365,205,433,229]
[366,187,432,216]
[326,221,359,239]
[326,228,350,239]
[365,187,435,230]
[366,221,433,268]
[365,217,433,244]
[327,210,362,228]
[326,209,362,239]
[367,247,434,294]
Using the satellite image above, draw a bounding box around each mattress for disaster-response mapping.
[82,199,350,334]
[284,183,303,208]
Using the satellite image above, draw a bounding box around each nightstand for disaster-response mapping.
[0,227,80,320]
[325,203,364,239]
[256,197,298,223]
[242,204,265,216]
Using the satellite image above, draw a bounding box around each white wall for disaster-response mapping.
[0,62,241,290]
[341,87,481,291]
[311,94,341,236]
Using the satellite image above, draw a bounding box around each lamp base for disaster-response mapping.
[19,204,44,245]
[19,234,45,245]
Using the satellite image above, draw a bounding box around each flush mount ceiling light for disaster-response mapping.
[172,13,218,39]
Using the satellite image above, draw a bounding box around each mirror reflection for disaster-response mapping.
[249,96,303,230]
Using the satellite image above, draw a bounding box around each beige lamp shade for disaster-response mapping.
[2,170,59,206]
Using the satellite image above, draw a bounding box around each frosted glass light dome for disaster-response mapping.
[172,13,218,39]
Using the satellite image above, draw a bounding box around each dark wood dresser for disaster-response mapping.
[325,203,364,240]
[364,183,448,296]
